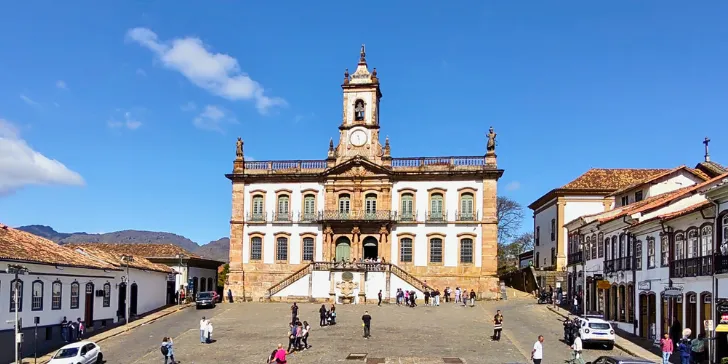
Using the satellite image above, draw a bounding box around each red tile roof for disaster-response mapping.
[0,224,118,270]
[607,166,710,197]
[64,243,202,259]
[561,168,671,190]
[657,201,712,221]
[67,244,175,273]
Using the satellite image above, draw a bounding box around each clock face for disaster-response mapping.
[349,130,368,146]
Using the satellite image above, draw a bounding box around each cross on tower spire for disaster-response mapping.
[704,137,711,162]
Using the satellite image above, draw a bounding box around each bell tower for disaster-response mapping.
[336,45,384,163]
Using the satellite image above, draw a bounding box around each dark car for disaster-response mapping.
[196,292,216,309]
[587,356,658,364]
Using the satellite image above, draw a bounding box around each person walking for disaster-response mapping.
[271,343,287,364]
[76,318,85,340]
[161,337,177,364]
[301,321,311,350]
[492,310,503,341]
[660,333,674,364]
[362,311,372,339]
[531,335,544,364]
[286,323,297,353]
[319,304,327,326]
[691,333,706,363]
[677,336,691,364]
[199,316,207,343]
[378,290,382,306]
[571,332,583,364]
[60,317,69,342]
[469,289,476,307]
[290,302,299,324]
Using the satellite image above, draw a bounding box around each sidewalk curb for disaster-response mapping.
[545,306,644,359]
[23,303,192,364]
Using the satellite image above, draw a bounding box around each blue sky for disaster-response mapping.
[1,2,727,245]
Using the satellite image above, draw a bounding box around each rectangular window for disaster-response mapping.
[460,239,473,263]
[277,196,290,221]
[365,195,377,215]
[401,194,414,221]
[635,190,643,202]
[635,241,642,270]
[400,238,413,262]
[550,219,556,241]
[647,237,656,268]
[598,237,604,258]
[32,281,43,311]
[661,235,670,266]
[429,238,443,263]
[250,237,262,260]
[10,280,23,312]
[535,227,540,246]
[302,237,314,261]
[460,193,474,220]
[551,247,556,265]
[702,226,713,256]
[103,284,111,307]
[338,196,350,213]
[52,282,62,310]
[591,237,597,259]
[276,237,288,261]
[621,196,629,206]
[252,195,264,220]
[303,195,316,220]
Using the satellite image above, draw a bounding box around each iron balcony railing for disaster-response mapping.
[426,210,448,223]
[247,212,268,222]
[670,256,713,278]
[715,254,728,275]
[567,251,583,266]
[298,212,317,223]
[316,210,396,221]
[273,212,292,222]
[398,211,416,222]
[455,210,478,222]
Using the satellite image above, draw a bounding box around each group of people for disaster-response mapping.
[395,288,418,307]
[660,328,708,364]
[60,317,85,342]
[317,303,337,326]
[198,317,214,344]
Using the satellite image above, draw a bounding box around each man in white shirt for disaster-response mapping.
[572,333,584,363]
[199,317,206,344]
[531,335,544,364]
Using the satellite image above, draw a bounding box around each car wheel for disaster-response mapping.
[96,352,104,363]
[605,343,614,350]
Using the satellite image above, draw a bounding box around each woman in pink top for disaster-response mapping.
[270,343,287,364]
[660,333,673,364]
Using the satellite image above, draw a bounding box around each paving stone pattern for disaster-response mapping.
[98,298,634,364]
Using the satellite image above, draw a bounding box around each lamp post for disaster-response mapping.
[176,254,187,304]
[120,255,134,325]
[7,264,29,364]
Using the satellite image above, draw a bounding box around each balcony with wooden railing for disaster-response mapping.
[670,256,712,278]
[567,251,583,266]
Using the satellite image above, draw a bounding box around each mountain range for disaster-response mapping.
[16,225,230,263]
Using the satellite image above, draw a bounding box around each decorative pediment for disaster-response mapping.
[323,156,391,178]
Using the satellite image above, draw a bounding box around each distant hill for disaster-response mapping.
[15,225,229,262]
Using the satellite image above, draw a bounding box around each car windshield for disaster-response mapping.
[198,293,212,299]
[54,347,79,359]
[589,322,611,330]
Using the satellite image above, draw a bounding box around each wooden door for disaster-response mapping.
[640,294,648,337]
[84,283,94,327]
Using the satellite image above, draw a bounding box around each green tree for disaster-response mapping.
[218,263,229,287]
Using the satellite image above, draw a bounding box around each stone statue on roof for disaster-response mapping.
[486,126,497,153]
[236,137,244,159]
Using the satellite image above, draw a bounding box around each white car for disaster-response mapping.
[578,317,615,350]
[49,341,103,364]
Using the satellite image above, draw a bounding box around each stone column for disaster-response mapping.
[352,227,361,260]
[379,225,389,262]
[324,226,333,261]
[225,181,246,302]
[479,178,499,299]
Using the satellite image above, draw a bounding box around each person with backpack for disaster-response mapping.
[161,337,176,364]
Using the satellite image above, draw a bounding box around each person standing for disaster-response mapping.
[206,320,214,343]
[361,311,372,339]
[319,304,327,326]
[378,290,382,306]
[227,289,233,303]
[161,337,177,364]
[301,321,311,350]
[272,343,287,364]
[424,290,430,306]
[290,302,299,324]
[571,333,583,363]
[60,317,68,342]
[76,318,85,340]
[492,310,503,341]
[660,333,674,364]
[469,289,476,307]
[199,316,207,343]
[691,333,706,363]
[531,335,544,364]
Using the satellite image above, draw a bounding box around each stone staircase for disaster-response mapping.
[267,262,313,298]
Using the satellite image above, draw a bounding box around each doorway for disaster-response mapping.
[166,281,175,305]
[686,292,697,337]
[700,292,711,336]
[335,237,351,262]
[84,283,94,328]
[648,294,656,340]
[362,237,378,260]
[130,283,138,317]
[118,283,127,320]
[640,294,648,338]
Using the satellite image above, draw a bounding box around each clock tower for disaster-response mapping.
[335,45,384,164]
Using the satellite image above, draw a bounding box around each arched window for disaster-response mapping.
[276,195,290,221]
[201,277,207,292]
[338,194,350,214]
[647,236,656,268]
[675,232,686,260]
[70,282,80,309]
[303,194,316,220]
[354,99,365,121]
[250,236,262,260]
[591,234,597,258]
[207,277,214,292]
[52,281,62,310]
[635,240,643,270]
[276,237,288,261]
[10,279,23,312]
[722,215,728,255]
[460,238,473,263]
[365,193,377,216]
[535,252,540,268]
[430,193,444,220]
[687,229,699,259]
[103,283,111,307]
[429,238,443,263]
[603,238,609,259]
[460,193,474,220]
[401,193,414,221]
[661,234,670,266]
[585,236,591,260]
[192,277,199,295]
[702,225,713,257]
[32,280,43,311]
[611,236,618,260]
[252,194,264,221]
[597,233,604,258]
[550,219,556,241]
[619,234,626,258]
[302,237,315,261]
[400,238,413,262]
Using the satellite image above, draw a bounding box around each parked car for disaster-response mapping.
[49,341,103,364]
[578,317,615,350]
[587,356,657,364]
[196,291,216,309]
[211,291,221,303]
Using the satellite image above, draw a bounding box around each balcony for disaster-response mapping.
[455,210,479,222]
[316,210,396,222]
[426,210,447,223]
[567,251,583,266]
[397,212,416,222]
[715,254,728,275]
[670,256,713,278]
[273,212,292,223]
[298,212,317,223]
[604,257,631,273]
[247,212,267,222]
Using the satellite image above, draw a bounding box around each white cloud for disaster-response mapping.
[0,118,85,195]
[56,80,68,90]
[126,27,286,114]
[180,101,196,112]
[135,68,147,77]
[20,94,39,107]
[193,105,236,132]
[505,181,521,191]
[108,111,142,130]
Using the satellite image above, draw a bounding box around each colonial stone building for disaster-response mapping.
[224,46,503,302]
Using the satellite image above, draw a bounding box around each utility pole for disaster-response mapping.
[7,264,29,364]
[121,255,134,325]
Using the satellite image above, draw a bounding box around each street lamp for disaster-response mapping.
[176,254,187,304]
[7,264,29,364]
[120,255,134,325]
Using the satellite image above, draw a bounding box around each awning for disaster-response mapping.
[715,324,728,333]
